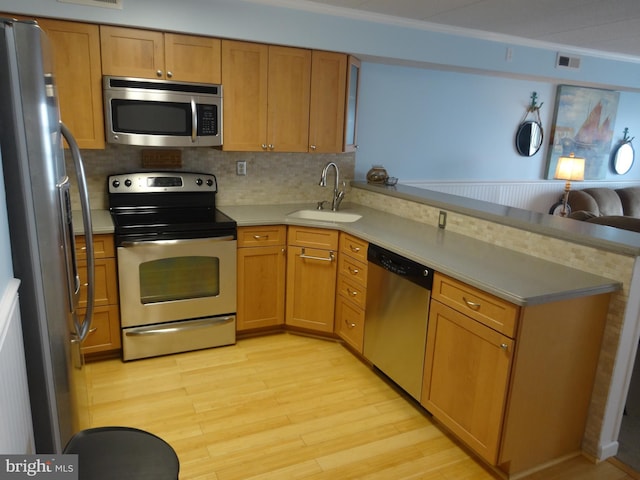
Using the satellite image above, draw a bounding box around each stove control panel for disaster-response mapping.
[108,172,217,194]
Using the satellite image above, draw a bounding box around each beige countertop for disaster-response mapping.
[73,204,620,306]
[73,209,114,235]
[353,182,640,256]
[220,202,621,307]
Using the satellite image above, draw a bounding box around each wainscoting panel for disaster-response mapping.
[0,279,35,454]
[403,180,639,214]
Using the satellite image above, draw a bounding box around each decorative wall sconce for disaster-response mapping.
[612,128,635,175]
[552,153,585,216]
[515,92,544,157]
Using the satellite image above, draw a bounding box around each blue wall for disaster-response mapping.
[356,63,640,182]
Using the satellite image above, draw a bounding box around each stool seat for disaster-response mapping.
[63,427,179,480]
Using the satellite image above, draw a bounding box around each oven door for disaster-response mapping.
[117,236,236,328]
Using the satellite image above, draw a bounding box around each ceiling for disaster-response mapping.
[300,0,640,61]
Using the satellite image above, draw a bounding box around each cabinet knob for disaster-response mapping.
[268,144,275,150]
[310,145,316,150]
[261,144,268,150]
[348,266,359,275]
[500,343,508,350]
[345,319,356,329]
[167,71,173,78]
[347,288,357,297]
[156,70,163,77]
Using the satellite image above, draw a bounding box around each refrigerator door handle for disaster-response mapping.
[61,122,95,343]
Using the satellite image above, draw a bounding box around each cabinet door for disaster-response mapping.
[77,257,118,308]
[422,300,514,464]
[164,33,221,84]
[309,51,347,153]
[344,56,360,152]
[221,40,269,151]
[38,19,104,149]
[267,46,311,152]
[79,305,121,354]
[237,245,286,331]
[100,26,165,78]
[285,246,337,333]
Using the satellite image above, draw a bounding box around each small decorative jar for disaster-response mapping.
[366,165,388,184]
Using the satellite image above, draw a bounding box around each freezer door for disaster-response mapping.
[0,19,91,452]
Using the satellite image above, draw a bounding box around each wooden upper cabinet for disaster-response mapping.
[100,26,221,83]
[267,46,311,152]
[221,40,311,152]
[100,26,164,78]
[38,19,105,149]
[164,33,221,84]
[221,40,269,151]
[309,51,347,153]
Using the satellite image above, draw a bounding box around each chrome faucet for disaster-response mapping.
[319,162,345,211]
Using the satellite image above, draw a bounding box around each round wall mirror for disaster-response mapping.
[613,142,634,175]
[515,121,543,156]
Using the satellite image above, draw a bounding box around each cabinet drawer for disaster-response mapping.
[338,255,367,288]
[75,234,115,260]
[79,304,121,354]
[432,273,519,338]
[335,295,365,353]
[339,233,368,263]
[238,225,286,247]
[288,226,338,250]
[337,275,366,309]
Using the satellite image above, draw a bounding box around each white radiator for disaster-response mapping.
[0,279,35,454]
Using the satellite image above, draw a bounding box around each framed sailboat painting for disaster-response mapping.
[545,85,619,180]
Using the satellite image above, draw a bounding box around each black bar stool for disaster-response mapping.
[63,427,180,480]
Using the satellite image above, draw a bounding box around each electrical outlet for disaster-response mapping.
[236,160,247,176]
[438,211,447,229]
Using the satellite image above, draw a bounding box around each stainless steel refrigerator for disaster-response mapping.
[0,18,95,453]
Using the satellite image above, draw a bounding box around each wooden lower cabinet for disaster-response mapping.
[422,272,611,476]
[423,299,513,463]
[285,226,338,333]
[75,234,121,357]
[236,226,286,331]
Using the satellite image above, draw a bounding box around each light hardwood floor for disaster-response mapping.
[85,333,636,480]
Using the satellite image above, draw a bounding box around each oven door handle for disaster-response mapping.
[191,98,197,143]
[120,236,235,247]
[125,316,235,336]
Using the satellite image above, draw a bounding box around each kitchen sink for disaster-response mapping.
[286,209,362,223]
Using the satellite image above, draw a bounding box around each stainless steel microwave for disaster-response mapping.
[103,76,223,147]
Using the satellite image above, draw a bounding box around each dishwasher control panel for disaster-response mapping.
[367,244,433,289]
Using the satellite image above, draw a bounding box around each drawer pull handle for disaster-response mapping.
[350,245,360,253]
[300,248,335,262]
[348,266,359,275]
[463,297,481,310]
[253,235,269,240]
[500,343,508,351]
[347,288,357,297]
[345,319,356,329]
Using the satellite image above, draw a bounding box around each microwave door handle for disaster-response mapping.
[191,99,197,143]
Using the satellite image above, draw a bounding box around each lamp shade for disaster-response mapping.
[554,153,585,181]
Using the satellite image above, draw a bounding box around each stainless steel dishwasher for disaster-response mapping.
[364,244,433,400]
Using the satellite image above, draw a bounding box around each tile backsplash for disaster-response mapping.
[67,145,355,210]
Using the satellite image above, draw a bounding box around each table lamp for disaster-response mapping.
[554,153,585,216]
